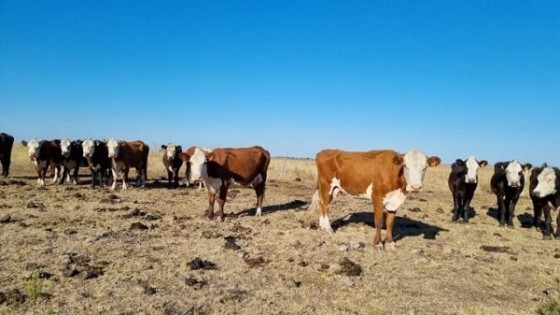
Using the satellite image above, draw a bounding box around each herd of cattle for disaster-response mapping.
[0,132,559,249]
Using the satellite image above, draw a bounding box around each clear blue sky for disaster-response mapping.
[1,1,558,163]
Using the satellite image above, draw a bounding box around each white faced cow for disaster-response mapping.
[490,160,532,227]
[307,149,441,250]
[21,139,63,187]
[107,138,149,190]
[448,156,487,222]
[161,143,183,188]
[188,146,270,220]
[530,165,560,239]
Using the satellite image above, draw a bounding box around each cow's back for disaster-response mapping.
[0,133,14,155]
[316,149,402,195]
[208,146,270,185]
[122,141,149,168]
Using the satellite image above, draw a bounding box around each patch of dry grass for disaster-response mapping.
[1,145,559,315]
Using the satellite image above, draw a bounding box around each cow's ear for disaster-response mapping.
[21,140,28,147]
[455,159,463,165]
[393,154,404,165]
[160,145,167,150]
[523,163,532,171]
[95,140,99,146]
[428,156,441,167]
[479,160,488,167]
[177,145,182,152]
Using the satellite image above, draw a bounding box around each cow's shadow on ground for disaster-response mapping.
[236,200,308,217]
[486,206,536,228]
[331,211,448,241]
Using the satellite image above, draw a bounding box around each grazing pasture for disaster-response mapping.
[1,145,559,315]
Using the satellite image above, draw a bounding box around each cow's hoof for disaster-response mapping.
[499,223,505,227]
[384,242,396,251]
[554,235,560,240]
[373,243,383,251]
[507,224,514,229]
[543,235,552,240]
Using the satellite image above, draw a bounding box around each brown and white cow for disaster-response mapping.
[107,138,149,190]
[21,139,64,187]
[307,149,441,250]
[188,146,270,220]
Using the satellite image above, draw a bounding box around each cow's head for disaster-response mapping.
[60,139,72,158]
[82,138,95,158]
[188,147,209,182]
[394,149,441,192]
[504,160,532,187]
[161,143,182,160]
[532,167,558,198]
[21,139,42,160]
[464,156,487,184]
[107,138,119,158]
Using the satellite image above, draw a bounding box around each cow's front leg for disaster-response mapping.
[507,199,518,227]
[555,211,560,240]
[122,168,129,190]
[497,195,506,226]
[543,204,553,240]
[463,197,473,223]
[217,181,229,221]
[372,193,384,250]
[110,166,118,191]
[206,192,216,219]
[384,211,396,250]
[451,193,460,222]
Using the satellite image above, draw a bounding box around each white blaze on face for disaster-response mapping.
[465,156,480,184]
[26,139,42,159]
[189,147,207,182]
[60,139,71,157]
[107,138,119,158]
[403,149,429,192]
[82,139,95,157]
[165,144,177,160]
[533,167,557,198]
[505,160,523,187]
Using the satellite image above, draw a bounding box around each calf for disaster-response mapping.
[59,139,88,184]
[490,160,532,227]
[0,133,14,177]
[188,146,270,220]
[107,139,149,190]
[448,156,487,222]
[82,139,112,188]
[161,143,183,188]
[21,139,63,187]
[530,165,560,239]
[307,149,441,250]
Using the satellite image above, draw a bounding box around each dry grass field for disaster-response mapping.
[1,145,560,315]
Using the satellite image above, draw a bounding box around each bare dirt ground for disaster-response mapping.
[1,145,559,315]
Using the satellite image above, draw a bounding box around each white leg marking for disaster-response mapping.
[110,168,118,191]
[320,215,334,234]
[256,207,262,217]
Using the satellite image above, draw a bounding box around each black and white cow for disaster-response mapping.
[448,156,487,222]
[530,165,560,239]
[82,139,112,188]
[490,160,532,227]
[0,133,14,177]
[59,139,89,184]
[161,143,183,188]
[21,139,64,187]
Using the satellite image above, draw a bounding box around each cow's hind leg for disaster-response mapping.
[318,183,334,234]
[254,182,265,217]
[217,181,230,221]
[555,210,560,240]
[372,193,384,250]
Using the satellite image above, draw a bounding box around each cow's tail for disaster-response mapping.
[304,189,320,223]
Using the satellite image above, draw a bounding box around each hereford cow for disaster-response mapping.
[188,146,270,220]
[82,139,112,188]
[107,139,149,190]
[307,149,441,250]
[59,139,88,184]
[0,133,14,177]
[490,160,532,227]
[21,139,63,187]
[161,143,183,188]
[448,156,487,223]
[530,165,560,239]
